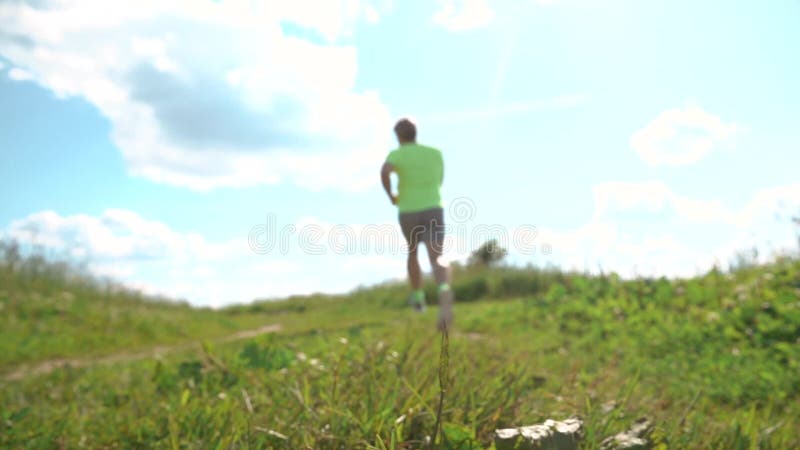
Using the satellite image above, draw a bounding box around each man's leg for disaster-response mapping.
[423,209,453,330]
[423,239,449,286]
[424,239,453,330]
[406,244,426,311]
[400,210,426,311]
[407,243,422,291]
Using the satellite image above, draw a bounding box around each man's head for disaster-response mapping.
[394,118,417,144]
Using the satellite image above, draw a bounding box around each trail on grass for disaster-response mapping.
[2,324,282,382]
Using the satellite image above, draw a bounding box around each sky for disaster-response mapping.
[1,0,799,307]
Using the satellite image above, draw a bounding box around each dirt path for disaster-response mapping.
[2,324,282,382]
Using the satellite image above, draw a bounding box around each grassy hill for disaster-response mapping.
[1,243,799,448]
[0,242,271,370]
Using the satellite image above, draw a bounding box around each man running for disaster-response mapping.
[381,118,454,330]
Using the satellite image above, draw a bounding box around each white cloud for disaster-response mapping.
[266,0,386,41]
[531,181,800,278]
[88,261,138,280]
[590,181,733,224]
[5,181,800,305]
[734,183,800,228]
[630,105,740,166]
[5,209,242,263]
[7,66,33,81]
[1,209,410,306]
[0,0,392,191]
[590,181,800,231]
[2,209,311,306]
[433,0,495,31]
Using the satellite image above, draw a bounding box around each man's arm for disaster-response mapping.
[381,162,397,205]
[440,153,444,185]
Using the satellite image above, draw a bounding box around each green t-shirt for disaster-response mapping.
[386,143,444,213]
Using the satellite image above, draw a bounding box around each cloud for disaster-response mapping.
[2,209,306,306]
[5,180,800,305]
[2,209,410,306]
[7,66,32,81]
[532,181,800,278]
[734,183,800,228]
[433,0,495,31]
[265,0,385,41]
[590,181,733,224]
[5,209,241,263]
[630,105,740,166]
[0,0,392,191]
[590,181,800,230]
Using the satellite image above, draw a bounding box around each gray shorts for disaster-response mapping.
[399,207,445,249]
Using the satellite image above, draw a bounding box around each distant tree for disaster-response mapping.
[0,240,21,271]
[469,239,508,267]
[793,215,800,250]
[729,246,759,273]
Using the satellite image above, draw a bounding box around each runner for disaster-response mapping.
[381,118,454,330]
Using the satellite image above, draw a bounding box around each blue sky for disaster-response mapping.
[1,0,799,306]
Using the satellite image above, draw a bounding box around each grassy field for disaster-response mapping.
[0,244,272,370]
[1,246,799,448]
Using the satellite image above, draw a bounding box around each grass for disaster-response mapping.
[1,242,799,448]
[0,242,274,370]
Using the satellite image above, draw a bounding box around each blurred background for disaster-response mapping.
[1,0,799,307]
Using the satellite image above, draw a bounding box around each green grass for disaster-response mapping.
[1,244,799,448]
[0,244,272,370]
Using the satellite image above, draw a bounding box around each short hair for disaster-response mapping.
[393,118,417,142]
